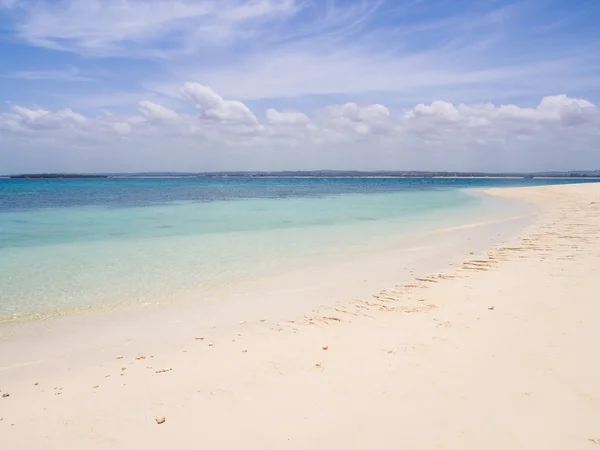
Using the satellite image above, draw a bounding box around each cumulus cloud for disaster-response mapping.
[317,102,392,136]
[266,108,310,126]
[0,106,85,132]
[3,88,599,143]
[138,101,180,123]
[1,84,599,173]
[0,105,137,140]
[404,101,460,122]
[403,95,600,132]
[181,82,259,127]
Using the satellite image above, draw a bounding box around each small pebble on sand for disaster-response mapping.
[156,417,166,425]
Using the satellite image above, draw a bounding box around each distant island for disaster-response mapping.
[5,170,600,179]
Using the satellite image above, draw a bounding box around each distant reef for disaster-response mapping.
[5,170,600,179]
[9,174,109,179]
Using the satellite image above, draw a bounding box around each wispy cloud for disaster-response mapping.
[3,66,94,82]
[0,0,599,172]
[3,0,301,57]
[2,0,599,104]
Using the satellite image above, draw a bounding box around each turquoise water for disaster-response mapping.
[0,177,596,321]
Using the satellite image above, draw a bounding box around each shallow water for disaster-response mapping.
[0,177,595,321]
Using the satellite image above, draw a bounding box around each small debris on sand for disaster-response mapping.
[322,346,329,351]
[259,319,266,323]
[135,355,146,360]
[155,417,166,425]
[194,337,204,341]
[2,393,9,398]
[208,343,214,347]
[488,306,495,310]
[92,385,99,389]
[33,382,39,386]
[116,356,123,360]
[155,368,172,374]
[239,321,247,325]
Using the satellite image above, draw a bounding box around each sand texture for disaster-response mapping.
[1,183,599,449]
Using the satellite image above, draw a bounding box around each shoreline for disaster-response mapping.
[0,200,528,342]
[0,188,526,327]
[1,182,599,449]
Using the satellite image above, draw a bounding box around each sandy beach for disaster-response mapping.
[1,182,599,449]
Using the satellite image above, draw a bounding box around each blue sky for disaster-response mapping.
[0,0,599,173]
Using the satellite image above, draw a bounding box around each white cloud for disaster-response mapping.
[1,85,599,173]
[317,102,392,136]
[403,95,600,132]
[0,105,137,139]
[404,101,460,122]
[138,101,180,123]
[536,94,597,126]
[181,82,259,127]
[537,94,595,111]
[3,88,599,143]
[265,108,310,126]
[0,106,86,132]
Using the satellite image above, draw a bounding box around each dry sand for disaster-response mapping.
[1,183,599,449]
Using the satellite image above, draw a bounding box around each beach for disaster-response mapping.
[1,182,599,449]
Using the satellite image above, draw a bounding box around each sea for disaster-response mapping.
[0,177,596,323]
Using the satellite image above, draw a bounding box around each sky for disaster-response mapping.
[0,0,599,174]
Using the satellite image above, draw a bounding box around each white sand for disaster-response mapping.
[1,183,599,449]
